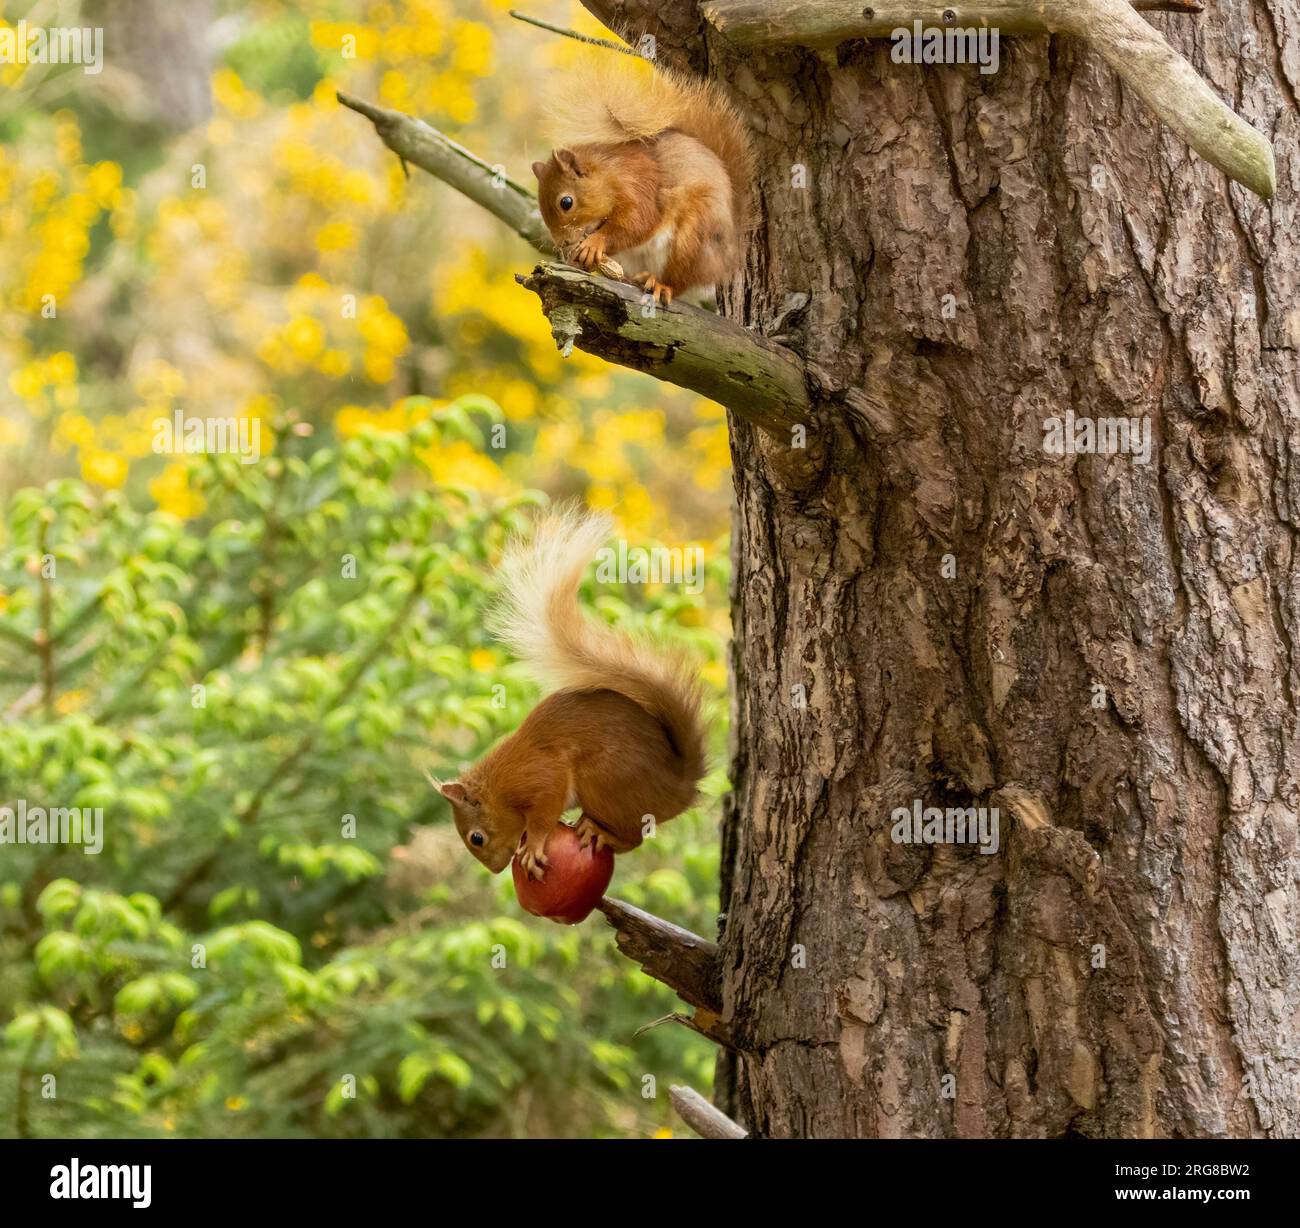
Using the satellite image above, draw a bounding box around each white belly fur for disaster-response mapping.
[618,225,676,279]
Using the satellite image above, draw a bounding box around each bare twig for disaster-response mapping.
[4,683,44,720]
[508,9,637,54]
[337,91,552,251]
[670,1085,748,1139]
[634,1009,740,1049]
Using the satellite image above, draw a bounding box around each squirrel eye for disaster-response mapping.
[469,831,485,848]
[559,195,574,212]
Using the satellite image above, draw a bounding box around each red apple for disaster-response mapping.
[512,823,614,924]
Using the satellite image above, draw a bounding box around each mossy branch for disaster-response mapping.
[517,263,809,436]
[339,94,812,435]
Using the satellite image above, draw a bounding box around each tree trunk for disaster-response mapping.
[97,0,214,131]
[688,5,1298,1137]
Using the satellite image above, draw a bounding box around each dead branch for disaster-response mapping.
[670,1084,749,1138]
[699,0,1274,198]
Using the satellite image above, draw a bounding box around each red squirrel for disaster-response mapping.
[530,56,753,305]
[438,510,707,880]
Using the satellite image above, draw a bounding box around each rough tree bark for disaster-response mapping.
[582,0,1298,1138]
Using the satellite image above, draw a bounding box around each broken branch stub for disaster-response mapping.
[595,896,721,1013]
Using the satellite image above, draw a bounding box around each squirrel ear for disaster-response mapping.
[440,781,470,806]
[531,160,547,180]
[554,148,583,178]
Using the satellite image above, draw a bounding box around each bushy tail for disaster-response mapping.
[543,53,754,227]
[489,507,708,784]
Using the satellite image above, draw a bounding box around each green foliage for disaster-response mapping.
[0,413,724,1138]
[223,13,329,102]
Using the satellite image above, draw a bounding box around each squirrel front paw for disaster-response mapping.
[517,831,550,880]
[572,233,607,270]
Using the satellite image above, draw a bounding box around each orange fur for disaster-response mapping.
[440,511,707,878]
[530,55,753,299]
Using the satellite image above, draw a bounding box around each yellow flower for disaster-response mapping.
[363,350,396,384]
[225,1095,246,1112]
[79,450,128,489]
[358,297,409,355]
[470,648,495,672]
[285,315,325,363]
[318,349,351,378]
[64,192,99,227]
[311,78,340,109]
[256,334,288,371]
[54,690,87,715]
[10,362,46,401]
[653,1127,673,1139]
[54,115,82,166]
[334,405,373,438]
[619,484,655,537]
[314,221,356,253]
[451,20,493,76]
[149,463,205,518]
[84,161,123,209]
[54,412,95,451]
[46,351,77,385]
[243,393,277,423]
[417,439,506,493]
[211,68,262,119]
[379,69,410,109]
[30,169,61,208]
[500,379,536,421]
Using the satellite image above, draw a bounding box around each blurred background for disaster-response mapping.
[0,0,732,1137]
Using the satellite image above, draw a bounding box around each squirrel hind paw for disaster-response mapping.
[575,814,616,852]
[635,273,673,306]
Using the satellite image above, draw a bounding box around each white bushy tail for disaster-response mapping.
[490,507,707,780]
[543,53,753,228]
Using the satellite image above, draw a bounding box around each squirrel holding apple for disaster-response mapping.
[437,510,707,880]
[530,53,753,305]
